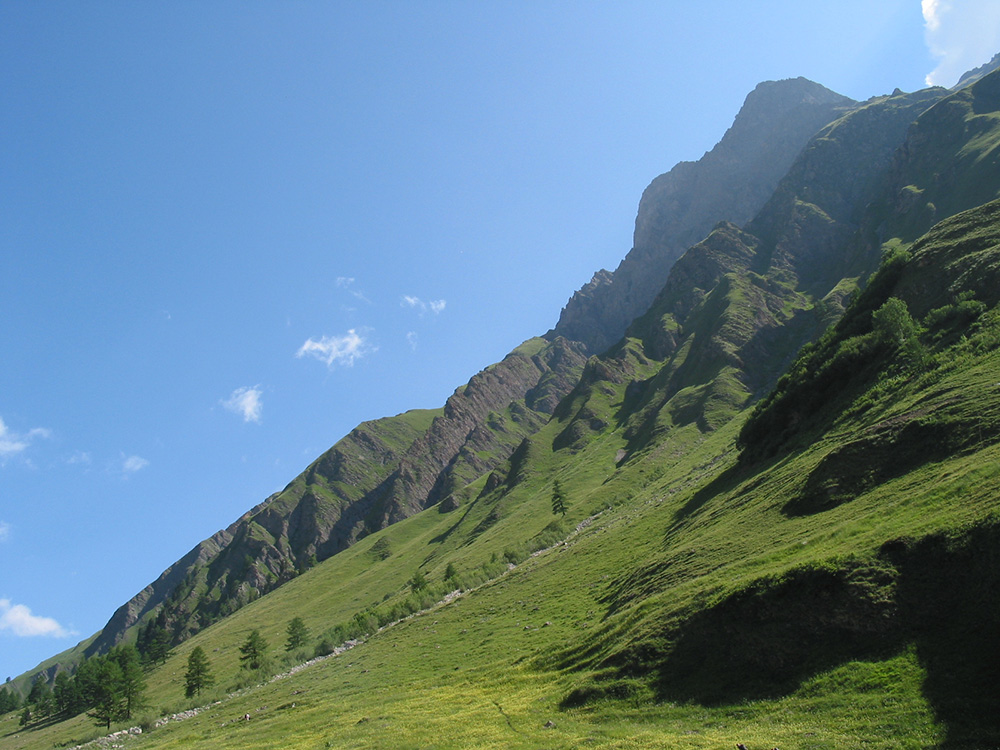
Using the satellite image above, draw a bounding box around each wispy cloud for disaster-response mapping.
[0,598,72,638]
[222,385,264,423]
[67,450,92,466]
[0,416,51,463]
[923,0,1000,86]
[0,521,9,543]
[401,295,446,316]
[296,329,374,367]
[406,331,419,351]
[122,455,150,474]
[336,276,371,304]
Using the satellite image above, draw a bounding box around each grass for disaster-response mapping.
[9,93,1000,749]
[11,304,1000,748]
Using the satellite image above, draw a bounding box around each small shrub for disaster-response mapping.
[314,638,336,658]
[137,712,159,734]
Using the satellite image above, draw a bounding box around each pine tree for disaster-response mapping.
[27,676,54,719]
[239,629,270,671]
[86,657,124,730]
[137,609,173,665]
[184,646,214,698]
[54,670,84,716]
[551,479,567,516]
[110,644,147,721]
[285,617,310,652]
[409,570,427,591]
[0,686,20,714]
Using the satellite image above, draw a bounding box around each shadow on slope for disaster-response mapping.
[641,521,1000,748]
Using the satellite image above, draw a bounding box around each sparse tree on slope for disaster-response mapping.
[409,570,427,592]
[239,629,270,671]
[137,610,173,665]
[27,675,54,719]
[551,479,567,516]
[285,617,310,652]
[109,644,147,721]
[184,646,214,698]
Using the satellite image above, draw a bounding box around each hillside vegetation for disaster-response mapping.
[6,67,1000,749]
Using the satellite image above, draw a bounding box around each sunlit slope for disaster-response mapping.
[9,67,1000,750]
[7,201,1000,749]
[78,336,587,658]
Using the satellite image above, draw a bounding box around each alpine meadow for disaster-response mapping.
[6,25,1000,750]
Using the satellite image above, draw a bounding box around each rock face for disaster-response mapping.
[745,86,947,289]
[87,336,587,651]
[550,78,856,353]
[63,66,1000,672]
[56,77,862,660]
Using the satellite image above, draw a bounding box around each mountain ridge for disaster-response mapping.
[9,60,1000,750]
[71,75,862,664]
[549,77,856,352]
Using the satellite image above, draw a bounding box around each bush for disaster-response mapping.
[314,638,337,658]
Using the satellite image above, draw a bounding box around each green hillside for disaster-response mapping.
[6,68,1000,749]
[7,209,1000,750]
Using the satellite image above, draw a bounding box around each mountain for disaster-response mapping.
[953,51,1000,90]
[73,78,861,659]
[549,77,855,353]
[87,336,588,654]
[7,61,1000,750]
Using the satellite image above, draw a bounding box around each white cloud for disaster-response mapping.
[922,0,945,32]
[0,598,71,638]
[0,416,51,462]
[67,450,92,466]
[222,385,264,423]
[296,329,374,367]
[406,331,419,350]
[923,0,1000,86]
[401,295,446,315]
[122,455,150,474]
[336,276,370,303]
[0,521,9,542]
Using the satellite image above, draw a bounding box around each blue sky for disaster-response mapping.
[2,1,997,682]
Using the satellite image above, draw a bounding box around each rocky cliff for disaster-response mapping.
[87,336,587,649]
[63,68,1000,667]
[550,77,856,353]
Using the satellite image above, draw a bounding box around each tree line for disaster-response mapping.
[3,616,313,732]
[10,644,147,730]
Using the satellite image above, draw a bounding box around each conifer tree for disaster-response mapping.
[0,686,20,714]
[137,611,173,665]
[239,629,270,671]
[551,479,567,516]
[110,644,147,721]
[54,670,84,716]
[86,657,124,730]
[27,676,53,718]
[184,646,214,698]
[285,617,310,652]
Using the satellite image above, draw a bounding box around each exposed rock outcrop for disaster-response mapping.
[87,337,587,652]
[550,78,856,353]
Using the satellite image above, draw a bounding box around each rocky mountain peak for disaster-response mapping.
[550,77,855,354]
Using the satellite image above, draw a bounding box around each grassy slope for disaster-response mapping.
[7,77,1000,750]
[7,208,1000,750]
